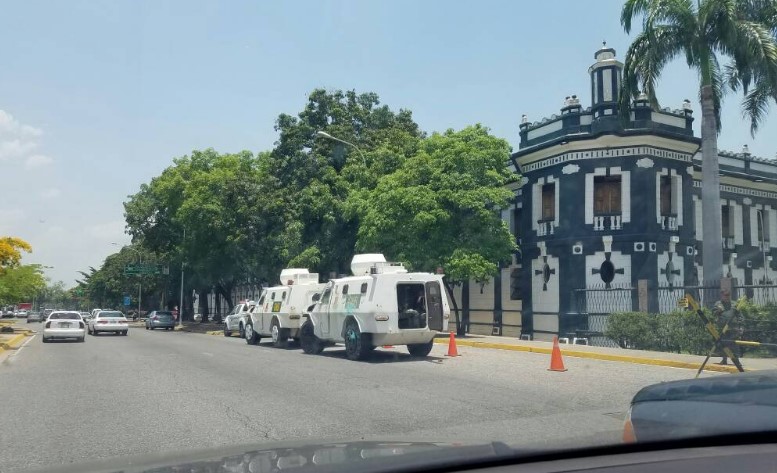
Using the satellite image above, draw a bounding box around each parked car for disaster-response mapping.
[224,301,254,337]
[16,310,28,318]
[145,311,176,330]
[27,312,43,323]
[1,309,13,318]
[42,311,86,343]
[88,310,129,336]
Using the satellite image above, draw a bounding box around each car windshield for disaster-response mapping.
[49,313,81,320]
[2,2,777,472]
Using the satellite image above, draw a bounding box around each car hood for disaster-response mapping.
[28,438,523,473]
[632,370,777,407]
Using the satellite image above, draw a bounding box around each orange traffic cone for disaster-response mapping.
[548,336,567,372]
[445,331,460,357]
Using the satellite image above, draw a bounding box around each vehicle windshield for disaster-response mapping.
[49,313,81,320]
[2,2,777,472]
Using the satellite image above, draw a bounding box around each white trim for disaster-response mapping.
[694,196,703,241]
[621,171,631,223]
[585,174,594,225]
[751,161,777,173]
[769,207,777,248]
[734,203,743,246]
[751,207,760,247]
[603,69,613,102]
[522,145,693,173]
[692,180,777,200]
[719,156,745,168]
[527,120,563,141]
[675,173,683,226]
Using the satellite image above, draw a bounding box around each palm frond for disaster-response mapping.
[742,80,775,135]
[620,25,688,116]
[622,0,696,33]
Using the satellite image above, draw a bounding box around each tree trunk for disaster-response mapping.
[700,84,724,286]
[443,279,463,336]
[213,292,221,323]
[198,287,209,323]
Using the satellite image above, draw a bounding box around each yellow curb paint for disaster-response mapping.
[433,339,741,374]
[0,333,29,350]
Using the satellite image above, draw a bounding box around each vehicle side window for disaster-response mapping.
[271,292,276,300]
[281,291,286,300]
[320,288,332,304]
[257,295,265,305]
[342,284,349,295]
[360,283,368,294]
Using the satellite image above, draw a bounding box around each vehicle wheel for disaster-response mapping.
[271,319,288,348]
[238,323,245,339]
[300,320,323,355]
[92,330,98,336]
[223,325,231,337]
[407,340,434,357]
[245,321,260,345]
[41,336,48,343]
[123,331,128,336]
[79,337,85,343]
[343,320,372,361]
[145,325,149,330]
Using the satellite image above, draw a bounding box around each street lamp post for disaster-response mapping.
[315,131,367,166]
[179,228,186,328]
[112,243,142,317]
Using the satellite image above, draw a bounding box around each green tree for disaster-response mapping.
[0,264,46,305]
[620,0,777,283]
[354,125,518,335]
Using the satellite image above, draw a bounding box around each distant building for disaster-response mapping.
[452,43,777,341]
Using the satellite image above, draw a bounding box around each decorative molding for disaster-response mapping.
[562,163,580,175]
[649,242,657,252]
[572,243,583,255]
[693,180,777,200]
[636,157,654,168]
[522,146,693,173]
[634,242,645,252]
[743,197,753,206]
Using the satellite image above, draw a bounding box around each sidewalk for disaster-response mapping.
[434,333,777,373]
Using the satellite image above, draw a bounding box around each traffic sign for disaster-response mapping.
[124,264,161,275]
[123,296,131,306]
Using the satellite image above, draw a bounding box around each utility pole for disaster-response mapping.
[179,228,185,327]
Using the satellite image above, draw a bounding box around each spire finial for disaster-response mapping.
[602,40,607,47]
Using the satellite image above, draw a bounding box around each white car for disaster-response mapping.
[42,311,86,343]
[223,301,254,337]
[88,310,129,336]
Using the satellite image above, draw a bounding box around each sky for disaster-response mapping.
[0,0,775,286]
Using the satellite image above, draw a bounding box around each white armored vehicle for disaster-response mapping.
[300,254,450,360]
[244,268,325,348]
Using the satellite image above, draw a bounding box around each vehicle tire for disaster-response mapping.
[343,320,372,361]
[407,340,434,357]
[300,320,323,355]
[92,329,98,336]
[238,323,245,339]
[223,325,231,337]
[79,337,85,343]
[145,325,149,330]
[245,321,260,345]
[41,336,48,343]
[123,331,128,336]
[271,319,288,349]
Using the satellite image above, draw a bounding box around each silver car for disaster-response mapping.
[42,311,86,343]
[88,310,129,336]
[27,312,43,323]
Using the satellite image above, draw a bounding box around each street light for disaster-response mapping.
[315,131,367,166]
[111,242,143,318]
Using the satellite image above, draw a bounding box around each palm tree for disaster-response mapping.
[619,0,777,284]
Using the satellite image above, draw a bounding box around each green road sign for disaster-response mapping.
[124,264,161,275]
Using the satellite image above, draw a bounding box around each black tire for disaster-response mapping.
[78,337,85,343]
[238,323,245,339]
[145,325,149,330]
[300,320,323,355]
[41,336,48,343]
[123,331,128,336]
[245,321,260,345]
[407,340,434,357]
[92,329,98,336]
[343,320,372,361]
[271,319,288,348]
[223,325,231,337]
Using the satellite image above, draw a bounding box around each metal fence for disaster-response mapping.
[570,281,777,348]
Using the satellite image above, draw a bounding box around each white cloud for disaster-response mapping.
[0,110,42,138]
[24,154,53,169]
[86,220,127,240]
[0,109,50,167]
[40,188,61,199]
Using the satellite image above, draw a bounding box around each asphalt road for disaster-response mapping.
[0,326,705,472]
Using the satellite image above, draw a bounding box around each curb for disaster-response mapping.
[432,339,741,374]
[0,333,31,351]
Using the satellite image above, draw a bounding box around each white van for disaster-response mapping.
[299,254,450,360]
[244,269,325,348]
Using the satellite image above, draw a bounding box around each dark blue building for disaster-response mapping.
[452,44,777,342]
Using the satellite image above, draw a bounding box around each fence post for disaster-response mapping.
[720,278,733,303]
[638,280,649,313]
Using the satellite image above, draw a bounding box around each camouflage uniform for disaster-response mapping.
[714,300,743,365]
